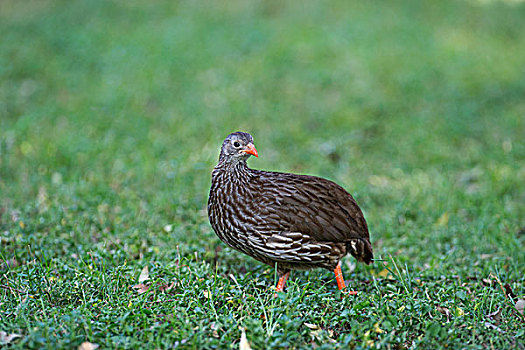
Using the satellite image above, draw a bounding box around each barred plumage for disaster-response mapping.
[207,132,373,293]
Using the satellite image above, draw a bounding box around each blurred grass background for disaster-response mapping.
[1,0,524,348]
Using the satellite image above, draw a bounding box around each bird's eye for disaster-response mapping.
[233,141,241,148]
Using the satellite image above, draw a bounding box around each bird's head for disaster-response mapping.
[219,131,258,163]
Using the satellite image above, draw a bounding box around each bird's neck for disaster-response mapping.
[214,159,254,183]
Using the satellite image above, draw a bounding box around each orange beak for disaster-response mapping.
[242,143,258,157]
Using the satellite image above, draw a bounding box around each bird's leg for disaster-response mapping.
[334,262,346,290]
[275,271,290,293]
[334,262,358,295]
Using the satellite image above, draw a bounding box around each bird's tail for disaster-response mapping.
[347,238,374,265]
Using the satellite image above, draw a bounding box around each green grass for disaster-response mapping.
[1,0,524,348]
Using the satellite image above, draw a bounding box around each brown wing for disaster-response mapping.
[250,170,370,244]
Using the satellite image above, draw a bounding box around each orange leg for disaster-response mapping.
[275,271,290,293]
[334,263,357,295]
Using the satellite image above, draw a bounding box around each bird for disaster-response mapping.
[207,131,373,294]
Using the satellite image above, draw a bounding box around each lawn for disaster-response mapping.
[1,0,524,348]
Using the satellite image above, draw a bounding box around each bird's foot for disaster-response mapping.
[342,290,358,296]
[273,272,290,297]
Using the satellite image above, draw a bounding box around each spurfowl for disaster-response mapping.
[207,132,373,294]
